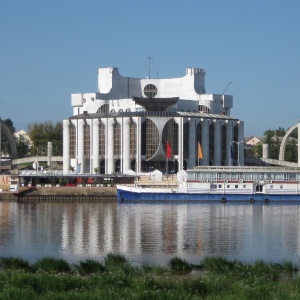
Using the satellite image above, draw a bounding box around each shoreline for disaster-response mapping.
[0,186,118,202]
[0,255,298,298]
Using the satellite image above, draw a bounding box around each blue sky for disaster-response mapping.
[0,0,299,136]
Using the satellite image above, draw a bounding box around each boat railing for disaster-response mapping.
[187,177,299,183]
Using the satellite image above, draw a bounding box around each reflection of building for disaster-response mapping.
[63,67,244,174]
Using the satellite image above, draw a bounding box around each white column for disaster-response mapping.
[123,118,131,172]
[103,118,108,174]
[226,120,233,166]
[63,120,70,173]
[298,121,300,167]
[77,120,85,173]
[175,117,183,171]
[136,117,141,173]
[263,144,269,159]
[92,119,99,174]
[47,142,52,169]
[107,118,115,174]
[201,118,209,166]
[0,118,1,174]
[237,121,244,166]
[188,118,196,169]
[214,120,221,166]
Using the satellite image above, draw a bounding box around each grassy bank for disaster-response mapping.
[0,254,299,299]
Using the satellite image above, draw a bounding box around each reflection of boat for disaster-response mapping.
[117,166,300,203]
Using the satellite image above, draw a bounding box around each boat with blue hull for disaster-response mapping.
[117,166,300,203]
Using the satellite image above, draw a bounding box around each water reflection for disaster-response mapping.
[0,201,300,265]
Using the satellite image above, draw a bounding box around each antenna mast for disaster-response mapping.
[222,81,232,95]
[147,56,153,79]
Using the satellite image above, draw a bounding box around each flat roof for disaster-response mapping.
[69,111,239,121]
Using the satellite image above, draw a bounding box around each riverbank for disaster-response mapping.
[0,255,299,299]
[0,186,117,202]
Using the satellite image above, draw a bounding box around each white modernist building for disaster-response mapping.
[63,67,244,174]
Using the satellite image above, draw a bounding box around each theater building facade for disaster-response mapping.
[63,67,244,174]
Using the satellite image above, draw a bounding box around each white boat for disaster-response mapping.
[117,166,300,203]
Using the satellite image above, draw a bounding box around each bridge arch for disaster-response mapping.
[278,123,298,163]
[0,120,18,159]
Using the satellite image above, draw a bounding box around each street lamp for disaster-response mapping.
[232,141,244,166]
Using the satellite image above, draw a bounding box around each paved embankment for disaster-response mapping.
[0,186,117,202]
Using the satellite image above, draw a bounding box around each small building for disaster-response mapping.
[245,136,263,147]
[14,129,32,146]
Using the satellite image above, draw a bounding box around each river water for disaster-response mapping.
[1,201,300,266]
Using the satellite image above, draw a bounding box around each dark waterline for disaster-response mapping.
[0,201,300,266]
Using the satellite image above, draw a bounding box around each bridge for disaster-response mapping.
[12,156,63,166]
[1,156,63,170]
[244,157,298,168]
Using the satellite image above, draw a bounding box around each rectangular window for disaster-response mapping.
[99,124,105,158]
[130,122,137,158]
[69,124,76,159]
[84,125,90,158]
[114,124,121,157]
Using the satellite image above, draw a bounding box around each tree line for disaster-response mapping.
[1,119,62,158]
[248,126,298,162]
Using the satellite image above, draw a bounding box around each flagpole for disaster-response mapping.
[197,141,199,166]
[197,141,203,167]
[229,142,231,166]
[166,141,169,174]
[229,142,232,166]
[166,157,168,174]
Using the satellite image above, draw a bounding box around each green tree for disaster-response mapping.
[275,127,286,137]
[263,128,285,159]
[16,134,30,158]
[288,127,298,139]
[285,139,297,162]
[28,121,63,156]
[1,118,16,156]
[252,142,263,158]
[262,126,298,162]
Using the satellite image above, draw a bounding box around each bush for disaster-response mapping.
[104,253,127,268]
[0,257,32,272]
[202,256,235,273]
[34,257,72,274]
[169,257,192,272]
[74,259,105,275]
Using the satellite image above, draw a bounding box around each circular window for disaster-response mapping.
[144,84,158,98]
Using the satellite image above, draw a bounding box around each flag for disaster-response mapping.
[230,143,234,160]
[198,142,203,159]
[166,142,171,159]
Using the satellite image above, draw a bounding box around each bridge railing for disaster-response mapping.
[19,170,76,176]
[12,156,63,165]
